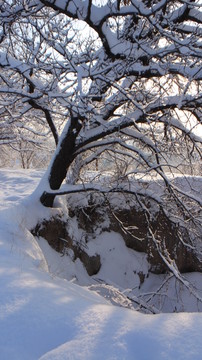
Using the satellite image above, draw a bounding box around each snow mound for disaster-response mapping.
[0,169,202,359]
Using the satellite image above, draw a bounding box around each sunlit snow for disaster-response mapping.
[0,169,202,360]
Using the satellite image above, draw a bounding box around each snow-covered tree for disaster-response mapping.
[0,1,62,165]
[1,1,201,191]
[0,1,202,294]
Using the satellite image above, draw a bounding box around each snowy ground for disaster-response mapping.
[0,168,202,360]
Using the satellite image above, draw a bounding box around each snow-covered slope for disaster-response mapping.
[0,168,202,360]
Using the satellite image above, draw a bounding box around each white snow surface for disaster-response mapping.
[0,168,202,360]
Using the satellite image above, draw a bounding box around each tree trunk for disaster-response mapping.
[40,116,82,207]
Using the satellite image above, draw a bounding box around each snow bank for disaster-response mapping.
[0,169,202,359]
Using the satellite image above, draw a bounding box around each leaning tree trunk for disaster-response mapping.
[40,116,82,207]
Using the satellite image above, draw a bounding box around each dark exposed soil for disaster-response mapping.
[32,197,201,278]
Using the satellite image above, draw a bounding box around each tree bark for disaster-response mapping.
[40,116,82,207]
